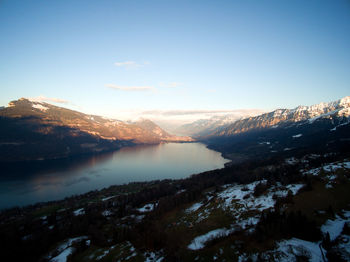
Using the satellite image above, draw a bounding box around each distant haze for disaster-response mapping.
[145,109,266,134]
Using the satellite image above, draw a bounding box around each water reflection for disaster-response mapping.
[0,143,229,209]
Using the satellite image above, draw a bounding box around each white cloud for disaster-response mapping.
[29,95,69,104]
[159,82,183,88]
[114,61,149,69]
[106,84,154,92]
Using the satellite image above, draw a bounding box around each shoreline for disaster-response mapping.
[0,142,224,212]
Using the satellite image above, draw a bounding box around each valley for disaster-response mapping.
[0,142,228,209]
[1,96,350,261]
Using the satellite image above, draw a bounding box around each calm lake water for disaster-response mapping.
[0,143,229,209]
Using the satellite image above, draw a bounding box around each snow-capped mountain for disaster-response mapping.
[201,96,350,163]
[176,110,265,137]
[209,96,350,137]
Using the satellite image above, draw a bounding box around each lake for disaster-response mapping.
[0,143,229,209]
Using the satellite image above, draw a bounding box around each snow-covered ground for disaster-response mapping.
[188,228,234,250]
[48,236,88,262]
[217,181,303,212]
[50,247,74,262]
[137,202,157,212]
[144,251,164,262]
[102,210,112,217]
[330,121,350,131]
[186,202,203,213]
[276,238,325,262]
[305,161,350,176]
[184,180,303,229]
[50,157,350,260]
[113,241,141,262]
[73,208,85,216]
[238,238,326,262]
[176,189,186,195]
[321,210,350,241]
[259,141,271,145]
[96,249,110,260]
[303,160,350,188]
[102,195,116,201]
[285,157,298,165]
[185,181,304,251]
[323,162,350,171]
[240,210,350,261]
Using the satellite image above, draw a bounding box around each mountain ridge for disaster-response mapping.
[175,109,266,137]
[203,96,350,138]
[2,98,193,143]
[199,96,350,163]
[0,98,193,161]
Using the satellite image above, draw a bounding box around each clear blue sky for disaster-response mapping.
[1,0,349,119]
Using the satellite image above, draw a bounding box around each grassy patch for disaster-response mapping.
[288,180,350,225]
[31,204,61,217]
[72,242,144,262]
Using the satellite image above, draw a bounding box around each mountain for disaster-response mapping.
[0,98,192,161]
[175,110,266,136]
[208,96,350,137]
[132,119,192,142]
[202,96,350,161]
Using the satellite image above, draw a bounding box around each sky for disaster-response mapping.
[1,0,349,122]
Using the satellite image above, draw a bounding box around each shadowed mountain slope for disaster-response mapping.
[0,98,193,161]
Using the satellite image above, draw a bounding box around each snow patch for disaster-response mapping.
[73,208,85,216]
[49,236,88,262]
[176,189,186,194]
[285,157,298,165]
[32,104,49,111]
[212,182,304,235]
[321,211,350,241]
[236,217,260,231]
[102,195,116,201]
[218,182,303,212]
[305,161,350,176]
[308,109,339,123]
[137,203,157,213]
[97,250,110,260]
[276,238,326,262]
[330,121,350,131]
[144,251,164,262]
[188,228,234,250]
[259,141,271,145]
[186,202,203,213]
[50,247,74,262]
[102,210,112,217]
